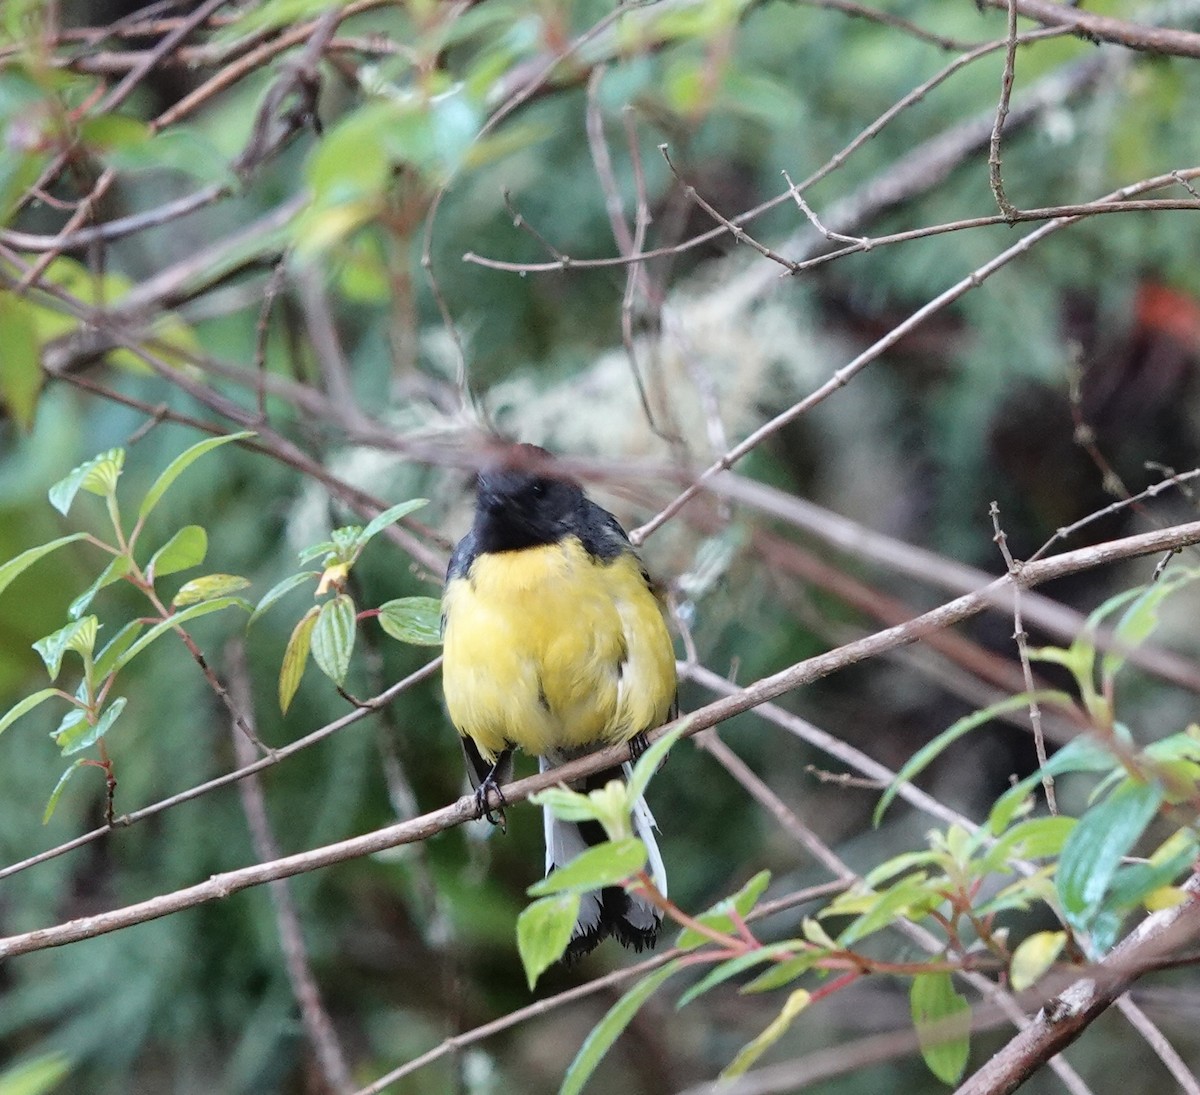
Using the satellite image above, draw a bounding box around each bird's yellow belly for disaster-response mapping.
[441,538,675,762]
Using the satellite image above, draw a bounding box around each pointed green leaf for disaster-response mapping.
[0,688,62,739]
[988,736,1120,835]
[1057,778,1163,934]
[527,838,647,897]
[677,869,772,951]
[561,961,681,1095]
[677,942,799,1008]
[147,525,207,581]
[517,893,580,989]
[377,596,444,646]
[42,760,89,824]
[32,617,99,680]
[358,498,428,545]
[980,816,1075,872]
[1102,569,1198,686]
[626,721,689,808]
[801,917,838,948]
[92,620,144,679]
[249,571,319,625]
[69,554,132,619]
[875,691,1073,825]
[838,876,943,947]
[741,949,827,994]
[297,540,337,564]
[0,289,42,429]
[1010,931,1067,992]
[54,696,127,755]
[311,593,356,686]
[910,972,971,1084]
[721,989,811,1079]
[0,533,88,600]
[173,573,251,607]
[528,786,599,823]
[49,448,125,514]
[0,1048,72,1092]
[112,596,251,673]
[1106,831,1198,913]
[137,431,255,521]
[280,606,319,713]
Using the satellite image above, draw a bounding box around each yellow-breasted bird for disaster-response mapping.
[441,445,677,960]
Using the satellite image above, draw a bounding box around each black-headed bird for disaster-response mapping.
[441,445,676,960]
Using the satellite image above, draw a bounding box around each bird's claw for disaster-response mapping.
[474,775,507,830]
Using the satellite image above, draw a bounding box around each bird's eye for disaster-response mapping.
[531,481,546,497]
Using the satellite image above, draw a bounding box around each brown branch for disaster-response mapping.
[0,659,442,883]
[954,877,1200,1095]
[978,0,1200,58]
[4,518,1200,960]
[226,640,354,1094]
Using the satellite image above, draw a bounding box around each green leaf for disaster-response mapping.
[980,816,1075,872]
[377,596,444,646]
[112,597,251,673]
[32,617,98,680]
[528,786,600,823]
[1010,930,1067,992]
[875,691,1072,825]
[54,696,127,755]
[741,949,827,994]
[311,593,356,686]
[137,430,255,522]
[0,1050,72,1095]
[1105,831,1199,913]
[0,688,61,738]
[297,540,337,564]
[1102,568,1198,686]
[147,525,207,581]
[988,736,1121,835]
[677,942,799,1008]
[92,620,143,679]
[48,448,125,514]
[677,869,772,951]
[69,553,132,619]
[516,893,580,989]
[527,838,647,897]
[625,721,689,807]
[561,961,681,1095]
[0,290,41,429]
[0,533,88,600]
[249,571,319,625]
[172,573,251,607]
[910,972,971,1085]
[1057,778,1163,934]
[721,988,811,1079]
[280,606,319,713]
[42,759,88,825]
[838,876,943,947]
[358,498,428,545]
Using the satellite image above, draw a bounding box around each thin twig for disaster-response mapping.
[989,0,1021,220]
[226,640,355,1094]
[990,502,1056,813]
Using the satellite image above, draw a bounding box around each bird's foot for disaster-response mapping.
[474,772,507,830]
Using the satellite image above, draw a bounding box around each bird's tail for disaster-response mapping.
[539,757,666,963]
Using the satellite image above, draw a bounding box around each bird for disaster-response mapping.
[441,444,677,961]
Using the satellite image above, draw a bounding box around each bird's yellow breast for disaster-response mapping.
[441,537,676,763]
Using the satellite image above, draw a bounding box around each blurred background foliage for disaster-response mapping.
[2,0,1200,1091]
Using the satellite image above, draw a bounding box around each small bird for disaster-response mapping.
[441,445,677,960]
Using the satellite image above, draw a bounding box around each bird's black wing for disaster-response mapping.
[575,498,635,562]
[446,527,478,582]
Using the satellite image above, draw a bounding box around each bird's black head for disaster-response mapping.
[473,446,585,552]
